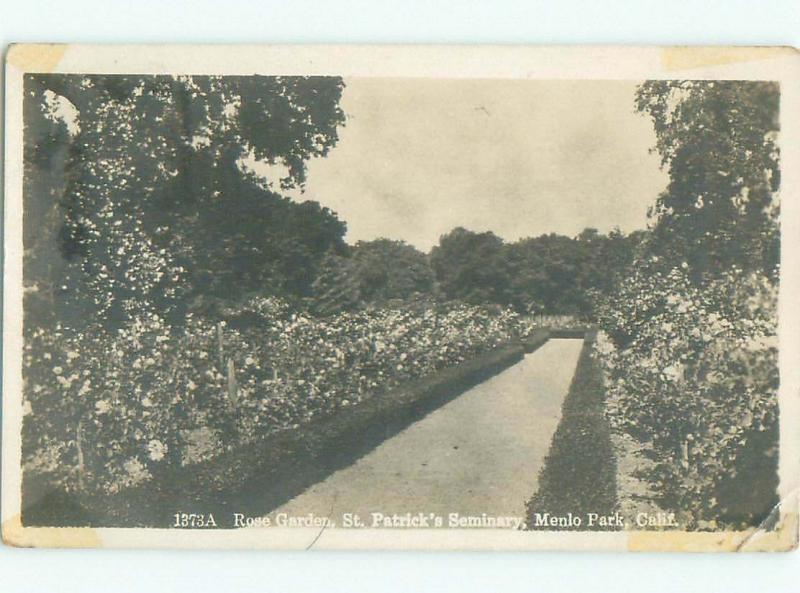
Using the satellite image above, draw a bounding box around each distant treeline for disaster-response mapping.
[312,228,644,317]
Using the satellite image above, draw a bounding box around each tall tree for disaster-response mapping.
[508,233,584,314]
[24,74,348,327]
[351,239,435,303]
[430,228,512,305]
[310,239,435,314]
[635,81,780,279]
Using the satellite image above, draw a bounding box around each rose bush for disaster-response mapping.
[24,299,546,494]
[593,263,778,528]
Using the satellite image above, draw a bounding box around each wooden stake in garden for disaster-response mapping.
[227,358,238,408]
[680,439,689,471]
[217,321,225,367]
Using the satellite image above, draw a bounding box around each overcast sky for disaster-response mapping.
[285,78,668,252]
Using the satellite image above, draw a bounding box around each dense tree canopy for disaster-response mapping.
[430,227,639,315]
[430,228,513,306]
[311,239,435,314]
[352,239,436,302]
[508,229,640,315]
[635,81,780,279]
[24,74,348,327]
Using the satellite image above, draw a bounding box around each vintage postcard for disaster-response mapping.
[3,44,799,551]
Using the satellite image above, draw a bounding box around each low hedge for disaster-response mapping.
[525,332,619,531]
[522,328,551,353]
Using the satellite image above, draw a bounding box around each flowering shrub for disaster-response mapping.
[594,264,778,528]
[24,299,540,494]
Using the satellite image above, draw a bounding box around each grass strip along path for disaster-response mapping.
[525,331,620,531]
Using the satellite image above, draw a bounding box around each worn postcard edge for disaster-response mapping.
[2,44,799,551]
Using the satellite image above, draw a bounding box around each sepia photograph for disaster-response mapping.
[2,45,799,551]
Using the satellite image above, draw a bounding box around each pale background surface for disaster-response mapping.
[1,1,799,591]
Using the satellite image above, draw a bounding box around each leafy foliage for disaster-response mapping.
[23,74,348,329]
[635,81,780,279]
[594,80,782,529]
[23,299,536,494]
[594,267,778,527]
[431,228,513,305]
[431,227,640,315]
[508,229,642,315]
[311,239,435,314]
